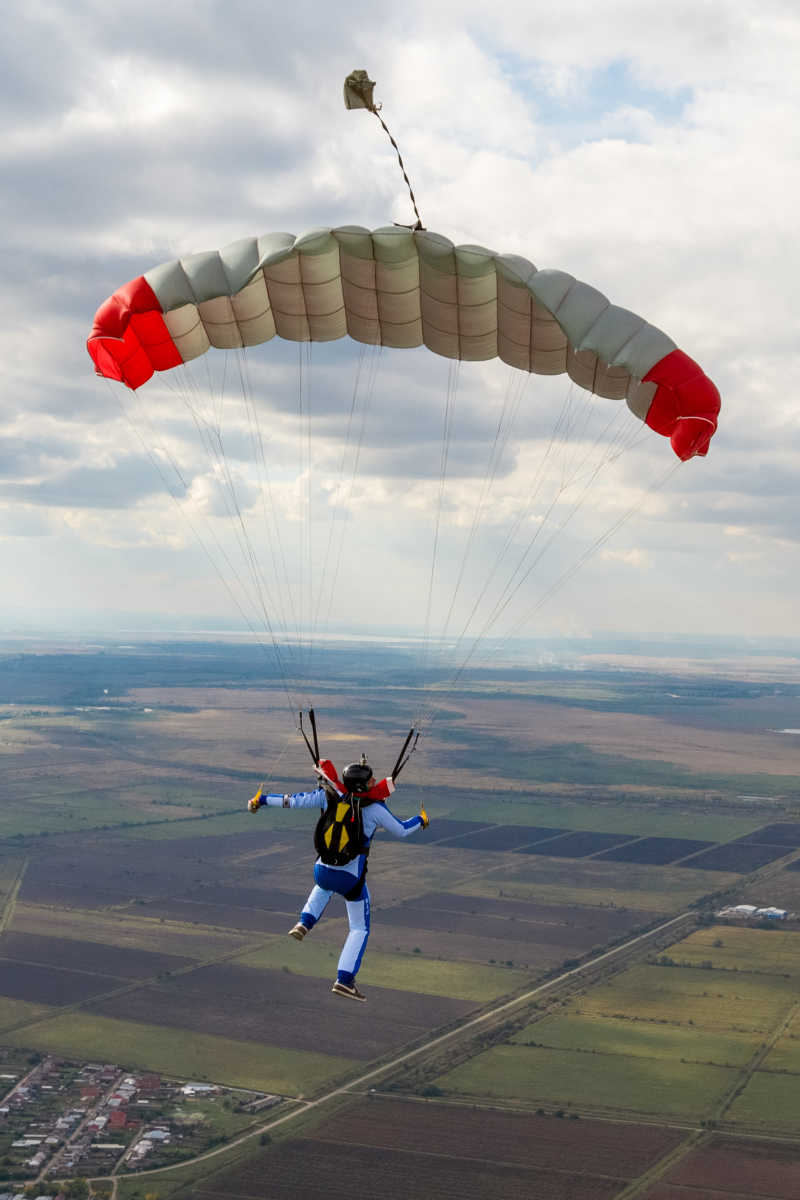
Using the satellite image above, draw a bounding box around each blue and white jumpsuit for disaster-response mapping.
[264,776,424,987]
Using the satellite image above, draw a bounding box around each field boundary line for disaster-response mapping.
[712,995,800,1125]
[90,909,694,1186]
[0,857,28,934]
[612,1128,710,1200]
[307,1131,630,1181]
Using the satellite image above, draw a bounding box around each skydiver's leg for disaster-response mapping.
[298,884,332,931]
[336,885,371,987]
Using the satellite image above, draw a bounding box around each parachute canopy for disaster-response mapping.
[88,225,720,460]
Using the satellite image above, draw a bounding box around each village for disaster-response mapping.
[0,1052,279,1195]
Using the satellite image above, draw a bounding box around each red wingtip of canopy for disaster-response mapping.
[87,276,182,390]
[643,349,721,462]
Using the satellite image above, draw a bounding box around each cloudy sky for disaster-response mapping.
[2,0,799,652]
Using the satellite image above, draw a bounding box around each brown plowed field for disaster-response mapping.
[683,843,790,873]
[191,1138,625,1200]
[737,823,800,846]
[420,818,499,843]
[442,824,566,850]
[399,891,655,938]
[516,830,639,857]
[662,1134,800,1198]
[0,960,118,1006]
[0,931,194,978]
[186,1099,689,1200]
[170,883,302,911]
[644,1187,742,1199]
[311,1097,687,1176]
[361,921,575,968]
[135,898,292,933]
[86,962,474,1059]
[17,832,307,909]
[596,836,714,865]
[375,898,650,949]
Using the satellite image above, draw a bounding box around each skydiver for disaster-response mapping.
[248,757,429,1001]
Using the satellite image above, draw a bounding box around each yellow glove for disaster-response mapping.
[249,786,265,814]
[419,807,430,829]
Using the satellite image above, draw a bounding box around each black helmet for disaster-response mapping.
[342,761,373,793]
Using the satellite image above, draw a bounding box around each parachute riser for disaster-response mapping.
[298,707,320,766]
[391,727,420,781]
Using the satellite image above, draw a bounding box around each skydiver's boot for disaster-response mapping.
[331,980,366,1002]
[288,922,308,941]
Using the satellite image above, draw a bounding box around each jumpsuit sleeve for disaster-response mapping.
[369,801,423,838]
[264,787,326,809]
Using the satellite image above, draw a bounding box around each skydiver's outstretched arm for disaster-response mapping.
[267,788,326,809]
[249,786,325,812]
[365,801,429,838]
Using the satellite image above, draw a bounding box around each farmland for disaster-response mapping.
[2,1011,349,1093]
[234,938,527,1001]
[662,925,800,977]
[726,1071,800,1132]
[574,962,797,1032]
[651,1135,800,1200]
[435,1044,736,1117]
[166,1097,688,1200]
[512,1013,759,1066]
[4,640,800,1196]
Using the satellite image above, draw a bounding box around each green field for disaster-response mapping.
[0,856,24,892]
[0,791,235,840]
[10,903,257,960]
[0,995,54,1031]
[726,1069,800,1129]
[512,1013,759,1067]
[435,1043,736,1117]
[442,792,768,841]
[665,926,800,977]
[576,963,797,1033]
[762,1007,800,1072]
[235,937,526,1002]
[451,858,739,913]
[120,805,312,840]
[3,1012,348,1094]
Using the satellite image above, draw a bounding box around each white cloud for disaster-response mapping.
[1,0,799,638]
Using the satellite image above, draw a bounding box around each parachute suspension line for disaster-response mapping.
[438,455,683,704]
[164,355,312,709]
[472,390,638,626]
[232,345,313,700]
[309,343,381,660]
[417,358,459,719]
[433,366,530,666]
[234,346,300,659]
[172,364,294,683]
[321,342,382,633]
[417,387,664,733]
[505,459,683,635]
[438,446,680,711]
[104,379,300,719]
[445,404,643,683]
[416,378,580,729]
[297,340,315,704]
